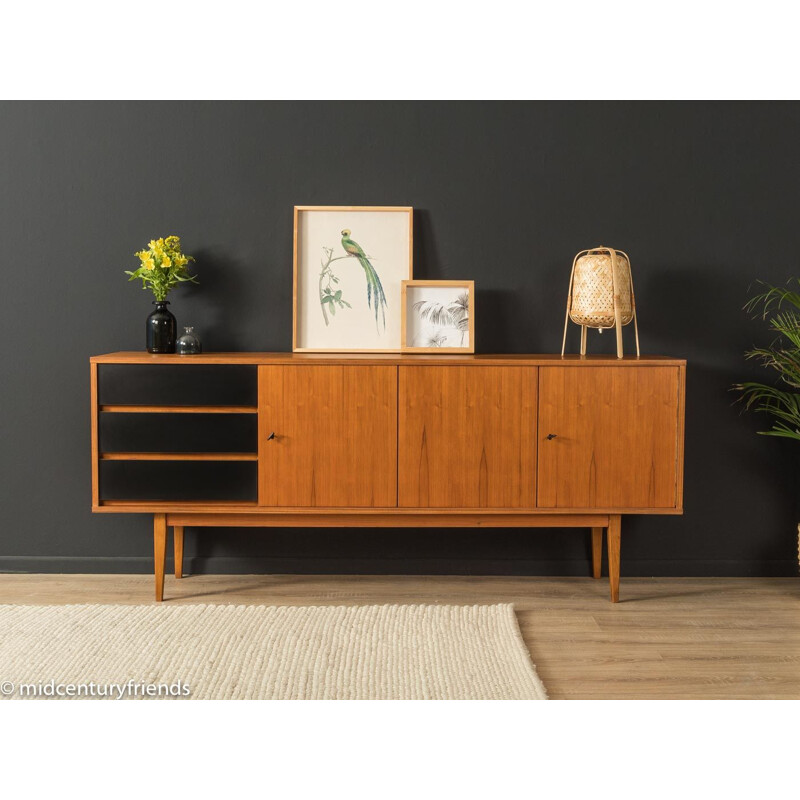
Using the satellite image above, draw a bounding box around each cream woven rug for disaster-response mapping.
[0,603,546,700]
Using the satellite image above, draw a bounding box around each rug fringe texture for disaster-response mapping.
[0,603,547,700]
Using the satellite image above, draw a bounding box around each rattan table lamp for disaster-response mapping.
[561,246,640,358]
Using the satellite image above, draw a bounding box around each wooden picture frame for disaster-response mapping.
[401,279,475,353]
[293,206,413,352]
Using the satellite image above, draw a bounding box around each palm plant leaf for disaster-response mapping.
[744,281,800,317]
[746,344,800,383]
[769,311,800,350]
[734,382,800,440]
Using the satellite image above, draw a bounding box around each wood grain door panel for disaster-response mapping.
[398,366,537,508]
[258,365,397,507]
[537,366,679,509]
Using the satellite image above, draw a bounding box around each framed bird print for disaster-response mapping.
[293,206,414,352]
[401,279,475,353]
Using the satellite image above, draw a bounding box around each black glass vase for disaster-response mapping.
[146,301,177,354]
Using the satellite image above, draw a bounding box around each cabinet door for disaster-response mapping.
[537,366,680,509]
[258,365,397,507]
[399,366,537,508]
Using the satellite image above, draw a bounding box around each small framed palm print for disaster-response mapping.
[401,280,475,353]
[293,206,413,352]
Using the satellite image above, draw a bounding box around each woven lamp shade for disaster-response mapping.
[561,246,640,359]
[569,251,633,328]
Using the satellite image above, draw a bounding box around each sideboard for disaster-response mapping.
[89,352,686,601]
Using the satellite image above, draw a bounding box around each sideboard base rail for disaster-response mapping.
[152,512,622,603]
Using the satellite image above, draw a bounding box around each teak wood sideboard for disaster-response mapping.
[89,352,686,602]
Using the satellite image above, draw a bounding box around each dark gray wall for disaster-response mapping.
[1,101,797,576]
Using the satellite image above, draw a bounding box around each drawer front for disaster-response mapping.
[537,366,681,509]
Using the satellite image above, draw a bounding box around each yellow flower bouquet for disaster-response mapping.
[125,235,198,301]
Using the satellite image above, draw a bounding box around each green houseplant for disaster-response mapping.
[125,235,198,354]
[735,280,800,566]
[735,280,800,441]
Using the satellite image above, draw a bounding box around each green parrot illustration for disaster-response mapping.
[341,229,387,329]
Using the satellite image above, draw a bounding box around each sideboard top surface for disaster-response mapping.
[91,352,686,366]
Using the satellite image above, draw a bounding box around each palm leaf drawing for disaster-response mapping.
[449,292,470,337]
[426,331,448,347]
[413,292,470,347]
[413,299,456,327]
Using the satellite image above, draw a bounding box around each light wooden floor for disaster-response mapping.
[1,574,798,699]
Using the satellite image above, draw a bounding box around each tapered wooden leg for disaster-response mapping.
[154,513,167,602]
[607,515,621,602]
[174,526,184,579]
[591,527,603,579]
